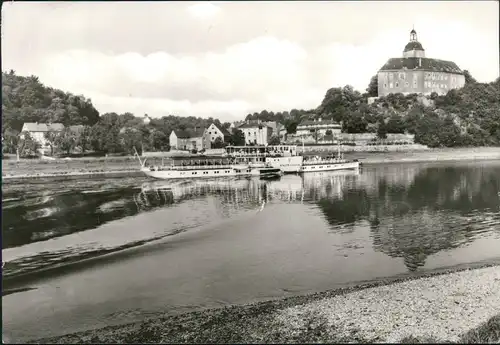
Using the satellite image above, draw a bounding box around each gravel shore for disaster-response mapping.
[31,262,500,344]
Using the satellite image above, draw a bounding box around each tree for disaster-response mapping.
[386,114,406,134]
[17,132,40,158]
[284,121,299,134]
[2,128,19,154]
[342,111,368,133]
[268,135,280,145]
[148,130,169,151]
[229,129,245,146]
[119,128,142,155]
[377,121,388,139]
[463,70,477,85]
[366,74,378,97]
[43,131,59,156]
[76,126,92,153]
[212,136,225,149]
[55,128,77,155]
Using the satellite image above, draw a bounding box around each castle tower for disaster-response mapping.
[403,28,425,58]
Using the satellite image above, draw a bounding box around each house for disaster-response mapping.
[280,118,342,143]
[203,123,231,148]
[169,128,206,151]
[20,122,64,153]
[238,120,273,145]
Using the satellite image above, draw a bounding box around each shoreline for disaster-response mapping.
[3,149,500,182]
[2,170,142,181]
[32,259,500,344]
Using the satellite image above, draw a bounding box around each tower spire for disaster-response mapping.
[410,26,417,42]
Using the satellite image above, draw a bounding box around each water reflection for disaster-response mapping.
[2,163,500,279]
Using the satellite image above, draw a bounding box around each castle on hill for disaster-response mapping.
[377,28,466,97]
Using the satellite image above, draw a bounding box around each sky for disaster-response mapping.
[2,1,499,122]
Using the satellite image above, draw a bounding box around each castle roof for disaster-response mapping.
[379,57,463,74]
[404,41,424,52]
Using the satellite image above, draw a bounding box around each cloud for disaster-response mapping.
[187,2,221,19]
[2,2,498,121]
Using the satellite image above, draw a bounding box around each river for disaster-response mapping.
[2,161,500,342]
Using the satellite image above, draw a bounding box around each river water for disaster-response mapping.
[2,161,500,342]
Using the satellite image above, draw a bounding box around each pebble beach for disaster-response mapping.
[31,263,500,344]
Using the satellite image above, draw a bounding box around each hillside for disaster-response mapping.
[3,70,499,156]
[1,71,237,156]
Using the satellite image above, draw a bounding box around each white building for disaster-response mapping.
[203,123,230,148]
[169,128,206,151]
[238,121,273,145]
[20,122,64,153]
[280,118,342,140]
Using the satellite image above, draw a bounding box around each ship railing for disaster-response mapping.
[302,158,348,165]
[149,164,237,171]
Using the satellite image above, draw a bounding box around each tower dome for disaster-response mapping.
[403,27,425,58]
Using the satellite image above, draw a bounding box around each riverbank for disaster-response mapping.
[3,147,500,181]
[343,147,500,164]
[32,261,500,344]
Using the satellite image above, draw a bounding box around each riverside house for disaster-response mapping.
[20,122,64,154]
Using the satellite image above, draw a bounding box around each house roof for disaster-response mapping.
[22,122,64,132]
[298,120,341,127]
[379,57,463,74]
[174,128,206,139]
[208,123,231,137]
[238,122,272,129]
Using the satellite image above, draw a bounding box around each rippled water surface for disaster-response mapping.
[2,161,500,341]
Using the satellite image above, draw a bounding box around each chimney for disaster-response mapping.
[419,58,422,67]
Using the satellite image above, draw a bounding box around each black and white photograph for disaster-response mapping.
[2,0,500,343]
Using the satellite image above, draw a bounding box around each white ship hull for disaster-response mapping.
[141,166,282,180]
[300,161,360,173]
[266,156,304,173]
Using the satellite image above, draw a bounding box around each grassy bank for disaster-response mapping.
[31,262,500,344]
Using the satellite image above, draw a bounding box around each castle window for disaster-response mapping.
[405,82,409,87]
[389,82,393,88]
[395,82,399,87]
[399,73,405,80]
[444,75,448,80]
[384,83,388,88]
[389,73,394,80]
[413,80,417,88]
